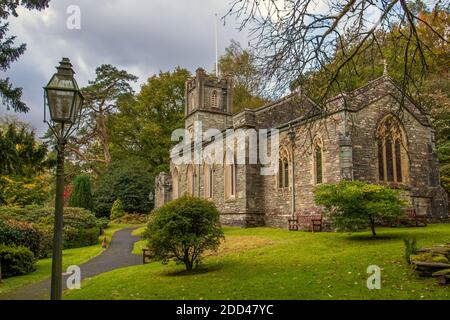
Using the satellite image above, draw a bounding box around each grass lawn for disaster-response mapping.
[131,226,146,255]
[0,223,140,295]
[64,224,450,300]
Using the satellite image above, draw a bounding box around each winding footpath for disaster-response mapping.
[0,227,142,300]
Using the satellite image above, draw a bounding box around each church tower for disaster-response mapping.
[185,68,233,135]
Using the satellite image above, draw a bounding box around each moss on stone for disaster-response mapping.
[410,253,449,264]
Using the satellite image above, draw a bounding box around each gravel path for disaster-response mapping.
[0,227,142,300]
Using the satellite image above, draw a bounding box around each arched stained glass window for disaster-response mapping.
[377,115,409,184]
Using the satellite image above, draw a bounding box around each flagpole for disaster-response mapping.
[215,13,219,77]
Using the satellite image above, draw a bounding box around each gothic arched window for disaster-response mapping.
[278,147,290,188]
[172,168,179,200]
[377,115,408,184]
[313,137,323,184]
[204,164,214,199]
[224,151,236,199]
[187,165,195,196]
[211,90,219,108]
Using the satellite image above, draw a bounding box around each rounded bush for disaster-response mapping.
[144,196,224,271]
[0,244,36,278]
[0,219,51,259]
[110,198,126,220]
[0,206,100,250]
[62,226,99,249]
[112,213,148,225]
[96,217,109,233]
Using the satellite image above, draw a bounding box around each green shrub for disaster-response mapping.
[33,207,99,229]
[112,213,148,225]
[110,198,126,220]
[0,175,51,207]
[0,206,100,250]
[144,196,224,271]
[69,175,93,210]
[0,244,36,278]
[62,226,99,249]
[42,208,100,248]
[0,205,47,222]
[0,219,51,258]
[314,181,405,236]
[93,162,152,217]
[96,217,109,233]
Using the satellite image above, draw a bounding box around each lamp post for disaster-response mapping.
[288,125,296,220]
[44,58,84,300]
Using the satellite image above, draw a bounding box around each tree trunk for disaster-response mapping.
[184,258,193,271]
[96,112,111,163]
[370,218,377,237]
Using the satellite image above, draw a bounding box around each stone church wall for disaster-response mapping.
[155,74,448,229]
[351,93,447,218]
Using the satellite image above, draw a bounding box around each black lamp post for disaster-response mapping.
[44,58,84,300]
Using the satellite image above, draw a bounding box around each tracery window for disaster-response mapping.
[377,115,408,184]
[211,90,219,108]
[278,147,290,188]
[187,165,195,196]
[224,151,236,199]
[204,164,213,199]
[313,137,323,184]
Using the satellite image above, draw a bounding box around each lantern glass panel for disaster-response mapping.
[48,74,76,90]
[47,89,76,122]
[70,91,83,124]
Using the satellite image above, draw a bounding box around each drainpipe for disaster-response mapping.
[288,125,297,219]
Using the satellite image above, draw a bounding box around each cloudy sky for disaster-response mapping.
[0,0,249,137]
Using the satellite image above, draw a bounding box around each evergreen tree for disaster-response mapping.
[0,0,50,112]
[0,120,48,176]
[110,198,126,220]
[69,175,93,211]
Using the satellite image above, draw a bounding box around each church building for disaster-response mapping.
[155,68,448,229]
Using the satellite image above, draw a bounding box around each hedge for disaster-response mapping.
[0,244,36,278]
[0,206,98,228]
[112,213,148,225]
[0,219,51,259]
[0,206,101,249]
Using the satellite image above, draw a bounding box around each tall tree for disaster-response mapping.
[226,0,449,102]
[109,67,190,178]
[296,7,450,192]
[0,117,48,176]
[69,175,93,211]
[67,64,138,174]
[0,0,50,112]
[219,41,269,113]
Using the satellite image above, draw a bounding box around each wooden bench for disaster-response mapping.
[311,215,323,232]
[297,212,323,232]
[142,248,153,264]
[288,218,299,231]
[404,208,428,227]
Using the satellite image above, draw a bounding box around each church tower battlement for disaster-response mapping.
[185,68,233,133]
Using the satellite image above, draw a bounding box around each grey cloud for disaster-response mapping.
[0,0,248,137]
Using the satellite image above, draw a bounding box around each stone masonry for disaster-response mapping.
[155,69,449,229]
